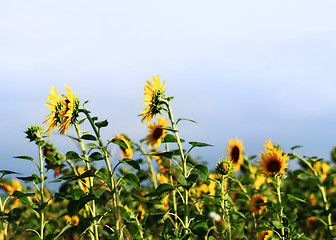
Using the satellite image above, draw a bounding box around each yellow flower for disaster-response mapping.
[254,175,267,190]
[77,167,90,193]
[264,139,275,151]
[197,184,209,197]
[0,180,22,194]
[59,84,79,135]
[157,173,169,184]
[161,195,169,211]
[259,230,273,240]
[250,194,267,214]
[145,117,169,148]
[216,158,234,175]
[306,216,317,228]
[313,161,330,181]
[226,138,244,171]
[137,205,145,222]
[114,134,133,159]
[65,215,79,225]
[43,87,64,136]
[257,148,289,176]
[139,75,166,124]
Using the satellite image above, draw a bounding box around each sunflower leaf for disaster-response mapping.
[145,183,174,198]
[81,134,97,141]
[95,120,108,128]
[0,170,20,176]
[121,158,140,171]
[89,152,104,162]
[176,118,197,125]
[291,145,303,150]
[191,164,208,179]
[122,173,139,189]
[232,211,247,220]
[110,138,128,149]
[162,134,185,143]
[189,142,213,147]
[13,156,34,161]
[158,127,178,133]
[146,151,174,159]
[287,194,308,204]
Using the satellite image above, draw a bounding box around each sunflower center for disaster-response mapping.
[266,159,281,173]
[231,146,240,163]
[153,127,163,140]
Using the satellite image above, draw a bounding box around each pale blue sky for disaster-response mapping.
[1,1,336,179]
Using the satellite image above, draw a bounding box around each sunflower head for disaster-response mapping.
[258,230,273,240]
[216,158,234,175]
[25,125,45,146]
[114,134,133,159]
[139,75,166,124]
[250,194,267,214]
[226,138,244,171]
[59,84,80,135]
[257,148,289,177]
[43,87,64,136]
[145,117,169,148]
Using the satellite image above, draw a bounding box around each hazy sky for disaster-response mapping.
[1,1,336,180]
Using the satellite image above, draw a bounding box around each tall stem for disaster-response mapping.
[165,101,189,234]
[74,123,99,240]
[276,176,285,240]
[137,145,157,188]
[38,145,45,240]
[220,175,231,239]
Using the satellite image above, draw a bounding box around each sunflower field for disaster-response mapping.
[1,75,336,240]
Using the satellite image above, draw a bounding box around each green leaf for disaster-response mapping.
[232,211,247,220]
[147,151,174,159]
[291,145,303,150]
[176,118,197,125]
[192,164,208,179]
[287,212,298,224]
[121,158,140,171]
[162,134,185,143]
[95,120,108,128]
[287,194,308,204]
[89,152,104,162]
[272,220,284,229]
[126,222,139,235]
[81,134,97,141]
[72,189,85,200]
[45,164,63,170]
[189,142,213,147]
[67,194,96,216]
[85,143,99,149]
[123,173,140,189]
[45,219,59,233]
[146,183,174,198]
[45,156,57,164]
[110,138,128,149]
[66,151,81,161]
[11,191,34,205]
[119,206,131,223]
[0,170,20,176]
[177,174,188,186]
[17,174,41,184]
[13,156,34,161]
[158,126,178,133]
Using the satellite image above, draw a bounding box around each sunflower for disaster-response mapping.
[43,87,64,136]
[59,84,80,134]
[250,194,267,214]
[258,230,273,240]
[264,138,275,151]
[216,158,234,175]
[257,148,289,176]
[139,75,166,124]
[114,134,133,159]
[145,117,169,148]
[226,138,244,171]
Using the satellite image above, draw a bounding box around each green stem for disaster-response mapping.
[165,101,189,234]
[38,145,45,240]
[220,175,231,239]
[137,144,157,188]
[0,197,8,239]
[293,152,333,236]
[74,123,99,240]
[80,110,122,238]
[276,176,285,240]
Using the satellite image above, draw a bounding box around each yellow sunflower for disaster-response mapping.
[139,75,166,124]
[43,87,64,136]
[226,138,244,171]
[145,117,169,148]
[264,138,275,151]
[59,84,80,135]
[114,134,133,159]
[259,230,273,240]
[257,148,289,176]
[250,194,267,214]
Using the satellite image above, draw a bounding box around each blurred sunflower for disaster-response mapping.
[43,87,64,136]
[139,75,166,124]
[250,194,267,214]
[226,138,244,171]
[257,148,289,176]
[264,139,275,151]
[59,84,80,134]
[145,117,169,148]
[114,134,133,159]
[259,230,273,240]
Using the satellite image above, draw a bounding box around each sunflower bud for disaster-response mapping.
[25,125,45,146]
[216,158,234,175]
